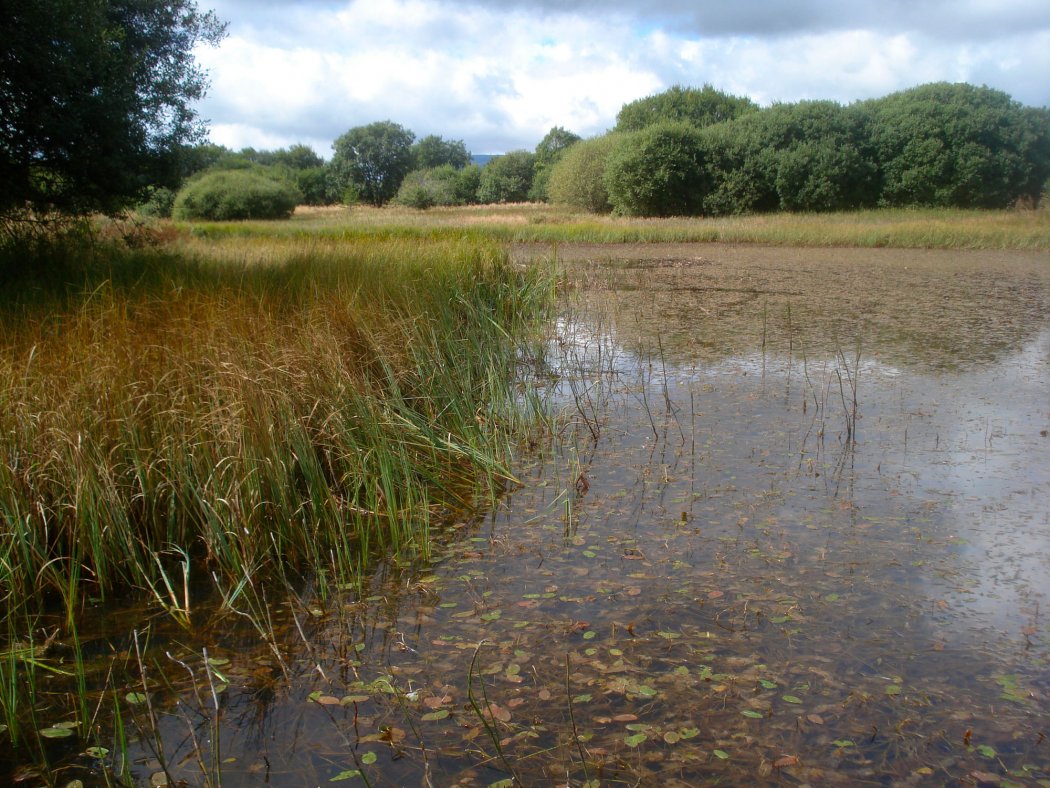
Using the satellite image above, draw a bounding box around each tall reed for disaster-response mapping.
[0,233,552,633]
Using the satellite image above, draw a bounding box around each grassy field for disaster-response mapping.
[180,202,1050,250]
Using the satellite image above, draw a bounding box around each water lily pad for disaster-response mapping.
[39,726,75,739]
[125,692,148,705]
[422,709,449,721]
[679,727,700,740]
[741,710,764,719]
[977,744,997,758]
[361,752,377,765]
[714,749,729,759]
[885,684,902,696]
[624,733,647,747]
[782,695,803,704]
[85,746,110,758]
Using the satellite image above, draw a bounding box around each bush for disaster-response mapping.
[172,170,301,221]
[477,151,536,204]
[137,187,177,219]
[604,123,708,217]
[547,133,624,213]
[454,164,482,205]
[394,166,461,209]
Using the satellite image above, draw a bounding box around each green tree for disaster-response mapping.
[616,84,757,133]
[865,83,1050,208]
[530,126,581,201]
[702,100,877,214]
[329,121,416,207]
[547,133,624,213]
[477,151,537,204]
[412,135,471,170]
[1,0,226,218]
[604,123,708,217]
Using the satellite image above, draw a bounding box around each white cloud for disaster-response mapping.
[194,0,1050,156]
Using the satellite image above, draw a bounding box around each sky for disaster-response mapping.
[192,0,1050,158]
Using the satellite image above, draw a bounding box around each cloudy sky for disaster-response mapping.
[193,0,1050,157]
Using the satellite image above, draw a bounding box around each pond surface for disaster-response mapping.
[9,244,1050,786]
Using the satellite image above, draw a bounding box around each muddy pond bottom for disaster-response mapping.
[15,245,1050,786]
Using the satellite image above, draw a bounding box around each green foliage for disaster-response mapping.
[0,0,226,217]
[547,133,624,213]
[865,83,1050,208]
[295,166,334,206]
[616,84,758,133]
[454,164,483,205]
[530,127,582,202]
[172,170,301,221]
[412,135,471,170]
[329,121,417,207]
[478,151,537,204]
[137,187,178,219]
[605,123,708,217]
[394,166,462,208]
[702,101,877,214]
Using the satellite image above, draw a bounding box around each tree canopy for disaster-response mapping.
[412,135,471,170]
[616,85,758,133]
[1,0,226,217]
[329,121,416,206]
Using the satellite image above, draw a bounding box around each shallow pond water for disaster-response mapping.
[7,244,1050,786]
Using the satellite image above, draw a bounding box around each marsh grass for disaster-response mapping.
[184,202,1050,250]
[0,231,552,644]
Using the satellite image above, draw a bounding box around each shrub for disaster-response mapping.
[604,123,708,217]
[547,133,624,213]
[454,164,482,205]
[394,165,460,209]
[172,170,301,221]
[478,151,536,204]
[137,187,177,218]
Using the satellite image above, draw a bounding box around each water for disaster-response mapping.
[7,244,1050,785]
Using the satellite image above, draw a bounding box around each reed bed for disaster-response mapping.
[0,232,553,630]
[183,202,1050,250]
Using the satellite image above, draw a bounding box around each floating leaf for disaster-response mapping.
[741,710,764,719]
[977,744,997,758]
[480,610,502,622]
[759,679,777,689]
[422,709,449,721]
[329,770,361,782]
[125,692,148,706]
[679,727,700,740]
[782,695,803,705]
[39,726,74,739]
[885,684,902,696]
[657,631,681,639]
[207,657,230,667]
[572,694,592,703]
[85,746,110,758]
[361,752,377,765]
[833,739,856,748]
[713,749,729,760]
[663,731,681,744]
[624,733,647,747]
[583,630,596,640]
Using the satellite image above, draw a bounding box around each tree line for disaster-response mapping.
[2,1,1048,224]
[152,82,1050,221]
